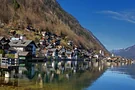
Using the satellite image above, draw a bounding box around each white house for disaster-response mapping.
[41,31,46,37]
[66,51,72,59]
[9,40,37,56]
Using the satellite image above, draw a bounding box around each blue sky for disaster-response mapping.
[57,0,135,50]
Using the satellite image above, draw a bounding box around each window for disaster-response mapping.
[21,41,26,44]
[13,41,18,44]
[19,57,26,60]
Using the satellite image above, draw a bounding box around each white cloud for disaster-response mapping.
[98,10,135,24]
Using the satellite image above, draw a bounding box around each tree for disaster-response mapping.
[13,0,20,10]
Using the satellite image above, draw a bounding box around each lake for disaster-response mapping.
[0,62,135,90]
[86,63,135,90]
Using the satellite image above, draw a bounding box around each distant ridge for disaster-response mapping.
[111,45,135,59]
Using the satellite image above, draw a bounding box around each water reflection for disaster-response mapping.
[86,63,135,90]
[0,61,133,90]
[109,63,135,79]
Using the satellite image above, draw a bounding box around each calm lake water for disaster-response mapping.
[0,62,135,90]
[86,63,135,90]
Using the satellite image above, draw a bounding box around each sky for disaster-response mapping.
[57,0,135,50]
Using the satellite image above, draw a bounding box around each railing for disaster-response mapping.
[0,58,8,69]
[0,58,19,69]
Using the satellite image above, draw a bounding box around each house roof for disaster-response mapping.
[8,47,16,51]
[66,51,72,54]
[0,37,4,41]
[9,40,37,47]
[48,48,56,52]
[60,48,66,52]
[46,45,53,49]
[19,52,29,56]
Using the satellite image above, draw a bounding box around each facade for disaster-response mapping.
[66,51,72,59]
[18,52,32,64]
[9,40,37,56]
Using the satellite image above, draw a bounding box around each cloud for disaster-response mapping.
[98,10,135,24]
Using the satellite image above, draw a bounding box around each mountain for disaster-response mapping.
[111,45,135,59]
[0,0,109,55]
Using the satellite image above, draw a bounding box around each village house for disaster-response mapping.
[59,47,66,59]
[55,39,61,46]
[67,40,73,46]
[39,39,45,45]
[18,51,32,63]
[99,50,105,56]
[66,51,73,59]
[46,48,59,59]
[9,40,37,57]
[41,31,46,37]
[47,48,56,57]
[46,44,53,49]
[0,37,10,50]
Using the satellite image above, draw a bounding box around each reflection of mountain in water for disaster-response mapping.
[110,64,135,79]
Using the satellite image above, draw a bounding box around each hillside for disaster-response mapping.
[0,0,109,55]
[111,45,135,59]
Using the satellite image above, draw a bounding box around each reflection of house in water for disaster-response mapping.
[0,59,108,89]
[0,77,19,87]
[93,62,99,68]
[17,63,36,79]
